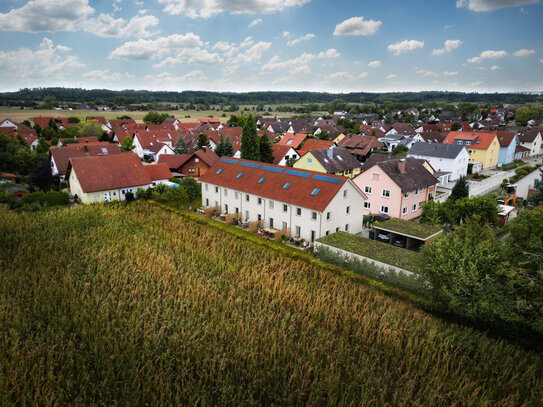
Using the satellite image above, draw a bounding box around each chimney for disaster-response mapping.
[327,148,333,159]
[398,158,406,174]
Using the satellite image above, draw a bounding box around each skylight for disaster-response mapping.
[216,168,223,174]
[283,182,292,190]
[310,188,320,196]
[258,177,266,184]
[236,172,244,179]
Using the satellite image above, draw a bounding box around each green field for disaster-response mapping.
[1,202,542,405]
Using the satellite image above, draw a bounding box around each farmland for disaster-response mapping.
[1,202,542,405]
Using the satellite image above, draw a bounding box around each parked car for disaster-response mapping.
[376,233,389,243]
[391,238,406,248]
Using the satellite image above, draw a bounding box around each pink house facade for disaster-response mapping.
[353,157,438,220]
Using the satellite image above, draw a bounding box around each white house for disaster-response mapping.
[518,129,542,157]
[199,157,367,242]
[407,142,469,183]
[272,144,300,166]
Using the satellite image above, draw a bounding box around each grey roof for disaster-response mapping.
[370,157,439,192]
[417,131,447,144]
[408,142,466,159]
[268,122,290,133]
[518,128,542,142]
[309,148,362,173]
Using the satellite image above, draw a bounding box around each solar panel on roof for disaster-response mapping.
[261,165,284,173]
[240,161,261,169]
[220,157,238,164]
[313,174,343,184]
[284,169,311,178]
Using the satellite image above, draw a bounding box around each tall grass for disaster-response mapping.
[0,202,542,405]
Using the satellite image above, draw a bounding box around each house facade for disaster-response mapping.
[518,129,542,157]
[199,157,366,242]
[293,148,362,179]
[443,131,500,169]
[353,157,438,220]
[407,142,468,182]
[496,132,518,165]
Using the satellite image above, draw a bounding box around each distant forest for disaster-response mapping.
[1,87,542,107]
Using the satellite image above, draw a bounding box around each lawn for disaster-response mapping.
[1,203,542,405]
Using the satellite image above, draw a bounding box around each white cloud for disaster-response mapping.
[153,48,224,67]
[282,31,291,37]
[467,49,508,63]
[318,48,340,58]
[359,72,368,79]
[456,0,538,12]
[443,71,458,76]
[0,0,94,32]
[248,18,262,27]
[0,38,84,86]
[416,69,439,77]
[83,11,159,38]
[368,60,381,68]
[431,39,462,55]
[333,16,382,36]
[113,0,122,12]
[261,49,338,77]
[477,66,487,70]
[326,71,355,82]
[388,40,424,55]
[513,48,535,56]
[179,70,207,81]
[83,69,134,81]
[109,33,204,60]
[287,33,315,46]
[387,74,398,80]
[490,65,501,70]
[540,59,543,64]
[231,41,272,64]
[157,0,310,18]
[240,36,255,48]
[471,80,483,86]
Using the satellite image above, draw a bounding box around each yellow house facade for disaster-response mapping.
[293,149,362,179]
[467,135,500,169]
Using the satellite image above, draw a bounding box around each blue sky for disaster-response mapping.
[0,0,541,93]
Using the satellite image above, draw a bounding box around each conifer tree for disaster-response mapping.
[449,176,470,202]
[222,136,235,157]
[174,136,189,154]
[259,134,274,163]
[240,114,260,161]
[195,132,210,151]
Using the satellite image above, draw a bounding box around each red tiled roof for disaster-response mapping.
[444,131,497,150]
[271,144,294,164]
[144,163,172,181]
[297,139,335,156]
[194,148,219,167]
[158,154,192,170]
[496,131,516,147]
[86,116,108,126]
[51,142,122,175]
[199,157,350,212]
[277,133,307,149]
[69,153,151,193]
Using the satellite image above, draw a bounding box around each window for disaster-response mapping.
[195,158,199,162]
[325,231,330,236]
[283,204,288,212]
[364,201,371,209]
[310,188,320,196]
[343,189,348,198]
[336,227,340,232]
[296,208,301,216]
[245,210,249,220]
[257,214,262,220]
[283,182,292,190]
[312,211,317,220]
[205,184,208,191]
[205,198,209,206]
[346,206,350,215]
[412,204,417,211]
[269,200,274,209]
[236,172,244,179]
[224,204,229,214]
[419,202,424,209]
[245,194,250,202]
[113,192,116,196]
[380,206,389,214]
[282,222,287,230]
[372,172,380,181]
[326,212,331,220]
[345,224,349,232]
[215,186,219,193]
[414,188,419,196]
[402,207,408,215]
[93,193,100,200]
[364,186,372,194]
[122,190,125,194]
[269,218,274,228]
[382,189,391,198]
[258,177,266,184]
[404,192,410,198]
[235,192,239,199]
[257,197,262,205]
[307,158,312,164]
[295,226,301,237]
[216,168,223,174]
[224,189,228,197]
[152,182,156,186]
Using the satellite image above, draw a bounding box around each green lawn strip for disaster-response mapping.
[374,217,442,239]
[318,232,420,272]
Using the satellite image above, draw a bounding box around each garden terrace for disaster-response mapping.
[317,231,421,271]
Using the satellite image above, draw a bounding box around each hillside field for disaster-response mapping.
[0,202,542,405]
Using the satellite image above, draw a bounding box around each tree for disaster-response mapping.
[316,130,330,140]
[174,136,189,154]
[179,177,201,201]
[449,176,469,202]
[527,169,543,208]
[451,122,462,131]
[35,138,50,154]
[29,159,60,191]
[514,106,531,126]
[392,144,408,156]
[195,132,210,151]
[47,118,58,132]
[240,114,260,161]
[33,123,42,137]
[222,136,234,157]
[67,116,80,124]
[120,136,135,152]
[143,111,171,124]
[77,120,103,139]
[384,113,394,125]
[286,157,297,167]
[259,134,274,163]
[418,219,513,322]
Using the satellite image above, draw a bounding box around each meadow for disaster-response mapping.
[0,202,542,405]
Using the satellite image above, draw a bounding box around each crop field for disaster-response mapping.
[1,202,542,405]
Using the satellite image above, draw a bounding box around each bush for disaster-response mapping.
[136,188,152,200]
[124,191,134,202]
[20,191,69,207]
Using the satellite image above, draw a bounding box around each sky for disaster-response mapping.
[0,0,542,93]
